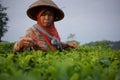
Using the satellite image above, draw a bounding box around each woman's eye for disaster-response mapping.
[42,11,54,16]
[41,12,46,16]
[42,14,52,16]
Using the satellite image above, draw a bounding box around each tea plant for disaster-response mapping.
[0,42,120,80]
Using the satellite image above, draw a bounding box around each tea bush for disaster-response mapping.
[0,42,120,80]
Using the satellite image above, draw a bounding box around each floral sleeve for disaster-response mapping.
[13,26,50,52]
[25,27,50,51]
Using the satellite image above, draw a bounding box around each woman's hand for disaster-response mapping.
[67,42,78,49]
[13,37,34,52]
[18,37,33,48]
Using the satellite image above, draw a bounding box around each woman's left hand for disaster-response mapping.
[67,42,78,49]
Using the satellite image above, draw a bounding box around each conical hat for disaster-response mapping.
[26,0,64,21]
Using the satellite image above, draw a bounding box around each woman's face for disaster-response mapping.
[37,10,55,27]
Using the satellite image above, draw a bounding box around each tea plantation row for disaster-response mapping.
[0,42,120,80]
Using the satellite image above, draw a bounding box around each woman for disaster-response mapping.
[13,0,77,52]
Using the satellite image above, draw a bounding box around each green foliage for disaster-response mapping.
[84,40,120,50]
[0,42,120,80]
[0,42,14,54]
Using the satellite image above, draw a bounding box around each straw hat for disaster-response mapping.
[26,0,64,21]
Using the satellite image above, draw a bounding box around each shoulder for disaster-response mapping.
[26,25,36,32]
[25,25,37,36]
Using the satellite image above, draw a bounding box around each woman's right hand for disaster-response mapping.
[13,37,33,52]
[18,37,33,48]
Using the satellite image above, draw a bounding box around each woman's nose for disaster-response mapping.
[45,15,49,19]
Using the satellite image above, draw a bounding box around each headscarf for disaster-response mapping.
[36,8,61,50]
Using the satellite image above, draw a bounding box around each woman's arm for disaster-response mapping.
[61,42,69,49]
[13,37,33,52]
[61,42,78,49]
[13,28,34,52]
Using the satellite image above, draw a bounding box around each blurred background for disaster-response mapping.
[1,0,120,44]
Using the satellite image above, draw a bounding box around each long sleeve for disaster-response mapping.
[61,42,69,49]
[13,28,33,52]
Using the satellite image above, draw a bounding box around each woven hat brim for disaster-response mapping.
[27,5,64,21]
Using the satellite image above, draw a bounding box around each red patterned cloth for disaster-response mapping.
[25,23,61,51]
